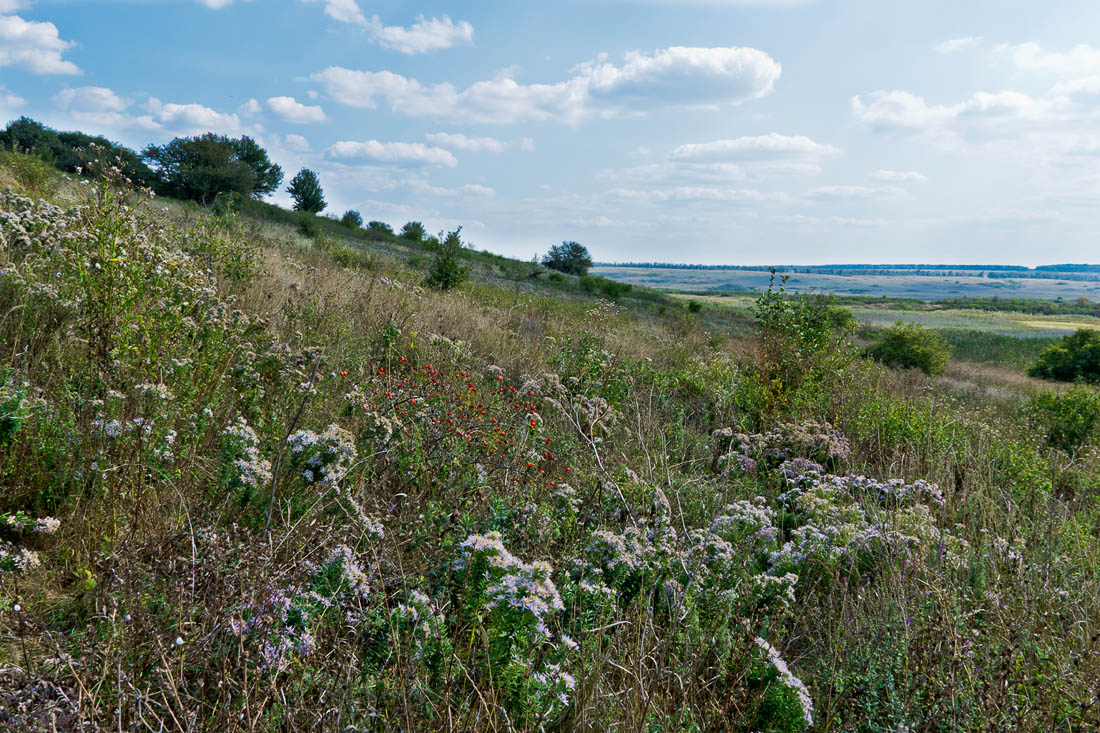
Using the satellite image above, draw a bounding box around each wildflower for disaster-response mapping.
[754,636,813,727]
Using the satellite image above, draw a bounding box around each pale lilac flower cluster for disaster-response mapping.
[92,416,153,439]
[710,498,779,552]
[223,417,272,491]
[392,589,447,661]
[456,532,565,631]
[531,662,577,707]
[0,543,42,573]
[754,636,814,727]
[718,421,851,476]
[229,588,317,672]
[3,512,60,534]
[135,383,173,401]
[288,424,358,491]
[231,545,374,671]
[750,572,799,611]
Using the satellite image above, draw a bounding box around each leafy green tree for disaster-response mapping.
[1,117,154,186]
[1029,329,1100,383]
[867,321,952,375]
[142,133,283,204]
[287,168,326,213]
[340,210,363,228]
[425,227,470,291]
[541,241,593,276]
[400,221,427,242]
[0,117,63,159]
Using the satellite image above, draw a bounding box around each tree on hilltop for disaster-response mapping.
[287,168,326,213]
[542,241,593,276]
[142,133,282,204]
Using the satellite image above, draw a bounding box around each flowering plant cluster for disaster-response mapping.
[0,510,60,574]
[229,543,373,672]
[287,424,358,492]
[221,416,272,501]
[453,531,576,718]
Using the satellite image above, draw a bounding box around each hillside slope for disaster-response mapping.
[0,164,1098,731]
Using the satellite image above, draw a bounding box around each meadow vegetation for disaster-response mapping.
[0,154,1099,731]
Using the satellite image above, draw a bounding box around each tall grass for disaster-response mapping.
[0,159,1098,730]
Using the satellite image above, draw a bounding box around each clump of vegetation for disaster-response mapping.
[287,167,326,213]
[143,132,282,204]
[1029,328,1100,383]
[1024,385,1100,454]
[399,220,427,242]
[542,240,593,276]
[340,209,363,228]
[424,226,470,290]
[1,150,1099,730]
[867,321,952,375]
[1,116,155,187]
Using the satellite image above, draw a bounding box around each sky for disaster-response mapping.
[3,0,1100,265]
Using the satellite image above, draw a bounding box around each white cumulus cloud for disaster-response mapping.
[146,98,244,135]
[266,96,327,124]
[311,45,780,123]
[284,134,311,152]
[53,86,130,114]
[301,1,473,54]
[0,1,29,12]
[0,14,81,75]
[366,15,474,54]
[327,139,458,167]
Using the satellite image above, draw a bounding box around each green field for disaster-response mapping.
[674,293,1100,337]
[594,265,1100,300]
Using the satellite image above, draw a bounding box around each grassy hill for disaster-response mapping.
[1,156,1099,731]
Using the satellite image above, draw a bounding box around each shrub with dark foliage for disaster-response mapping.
[1029,328,1100,383]
[542,241,593,276]
[143,133,282,204]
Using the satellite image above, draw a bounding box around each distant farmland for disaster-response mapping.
[591,266,1100,300]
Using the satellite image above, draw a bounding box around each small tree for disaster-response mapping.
[400,221,426,242]
[541,241,593,276]
[367,221,393,237]
[287,168,326,213]
[867,321,951,375]
[425,227,470,291]
[1029,329,1100,383]
[341,210,363,228]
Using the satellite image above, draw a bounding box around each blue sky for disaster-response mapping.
[3,0,1100,265]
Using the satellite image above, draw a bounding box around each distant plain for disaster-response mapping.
[592,266,1100,301]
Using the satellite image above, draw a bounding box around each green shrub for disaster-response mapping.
[297,212,320,239]
[1028,328,1100,383]
[867,321,951,375]
[687,300,703,314]
[1025,385,1100,454]
[340,210,363,228]
[579,275,632,299]
[424,227,469,291]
